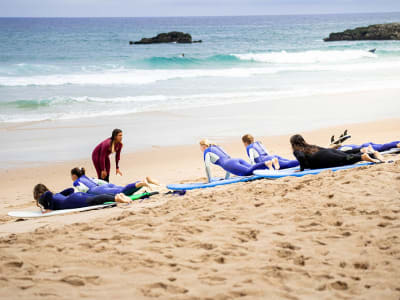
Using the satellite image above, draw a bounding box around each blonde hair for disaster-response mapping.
[199,139,215,147]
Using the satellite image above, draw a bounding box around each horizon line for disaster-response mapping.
[1,11,400,18]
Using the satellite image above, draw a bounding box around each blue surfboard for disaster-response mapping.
[167,175,262,191]
[253,162,373,178]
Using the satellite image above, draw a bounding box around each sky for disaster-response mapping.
[0,0,399,17]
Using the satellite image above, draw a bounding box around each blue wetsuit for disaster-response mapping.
[339,141,399,152]
[73,175,140,196]
[204,145,268,181]
[246,141,299,169]
[39,188,115,210]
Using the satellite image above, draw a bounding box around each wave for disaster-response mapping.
[232,50,377,64]
[1,59,400,87]
[2,81,399,123]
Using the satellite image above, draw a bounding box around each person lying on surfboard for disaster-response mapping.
[290,134,385,171]
[199,139,271,182]
[33,183,132,213]
[241,134,299,170]
[70,167,159,195]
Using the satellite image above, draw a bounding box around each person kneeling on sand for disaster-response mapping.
[70,167,159,195]
[241,134,299,170]
[290,134,385,171]
[33,184,132,213]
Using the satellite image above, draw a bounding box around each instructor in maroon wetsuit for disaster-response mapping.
[92,129,123,182]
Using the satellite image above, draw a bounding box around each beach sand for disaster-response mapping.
[0,118,399,299]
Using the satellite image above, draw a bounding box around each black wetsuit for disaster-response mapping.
[293,147,363,171]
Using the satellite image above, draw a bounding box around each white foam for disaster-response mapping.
[233,50,377,64]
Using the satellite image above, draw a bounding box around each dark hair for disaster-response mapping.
[111,129,122,143]
[33,183,49,201]
[290,134,320,155]
[242,134,254,144]
[71,167,85,178]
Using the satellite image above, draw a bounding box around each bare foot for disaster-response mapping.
[272,158,280,170]
[372,151,385,162]
[146,176,160,186]
[265,160,274,170]
[397,143,400,148]
[361,153,380,163]
[115,193,132,204]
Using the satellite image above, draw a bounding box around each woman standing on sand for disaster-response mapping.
[92,129,123,182]
[290,134,384,171]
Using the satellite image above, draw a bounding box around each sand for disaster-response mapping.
[0,118,399,299]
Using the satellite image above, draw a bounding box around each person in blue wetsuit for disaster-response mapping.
[33,183,132,212]
[70,167,158,195]
[241,134,299,170]
[199,139,269,182]
[338,140,400,152]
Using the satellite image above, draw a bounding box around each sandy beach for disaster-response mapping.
[0,118,399,299]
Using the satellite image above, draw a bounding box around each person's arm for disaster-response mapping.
[116,143,123,176]
[293,151,307,171]
[249,148,257,165]
[99,140,110,173]
[59,188,74,196]
[74,183,89,193]
[204,152,213,182]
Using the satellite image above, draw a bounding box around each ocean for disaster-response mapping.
[1,13,400,123]
[0,13,400,167]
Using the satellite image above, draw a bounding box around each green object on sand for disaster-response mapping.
[130,191,159,200]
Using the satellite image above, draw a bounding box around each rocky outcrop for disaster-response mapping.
[131,32,202,44]
[324,23,400,41]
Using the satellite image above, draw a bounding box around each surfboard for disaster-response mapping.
[8,203,117,218]
[167,175,262,191]
[253,162,373,178]
[381,148,400,155]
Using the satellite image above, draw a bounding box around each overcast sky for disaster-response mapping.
[1,0,399,17]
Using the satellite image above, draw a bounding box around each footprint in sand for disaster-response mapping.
[331,280,348,290]
[141,282,188,297]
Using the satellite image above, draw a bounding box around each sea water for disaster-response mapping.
[0,13,399,166]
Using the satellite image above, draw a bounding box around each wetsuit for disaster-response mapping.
[246,141,299,169]
[73,175,140,195]
[204,145,268,181]
[339,141,399,152]
[293,147,363,171]
[39,188,115,210]
[92,138,123,182]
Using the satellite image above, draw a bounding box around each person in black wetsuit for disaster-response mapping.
[289,134,384,171]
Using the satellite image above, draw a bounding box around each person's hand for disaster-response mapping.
[116,169,123,176]
[101,170,108,179]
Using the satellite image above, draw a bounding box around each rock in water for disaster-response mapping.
[132,31,202,44]
[323,23,400,41]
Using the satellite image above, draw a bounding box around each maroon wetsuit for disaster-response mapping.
[92,138,122,181]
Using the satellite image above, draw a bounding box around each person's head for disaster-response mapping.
[111,129,123,144]
[33,183,49,208]
[242,134,254,147]
[290,134,319,154]
[70,167,85,181]
[199,139,212,152]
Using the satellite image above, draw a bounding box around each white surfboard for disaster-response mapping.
[8,203,117,218]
